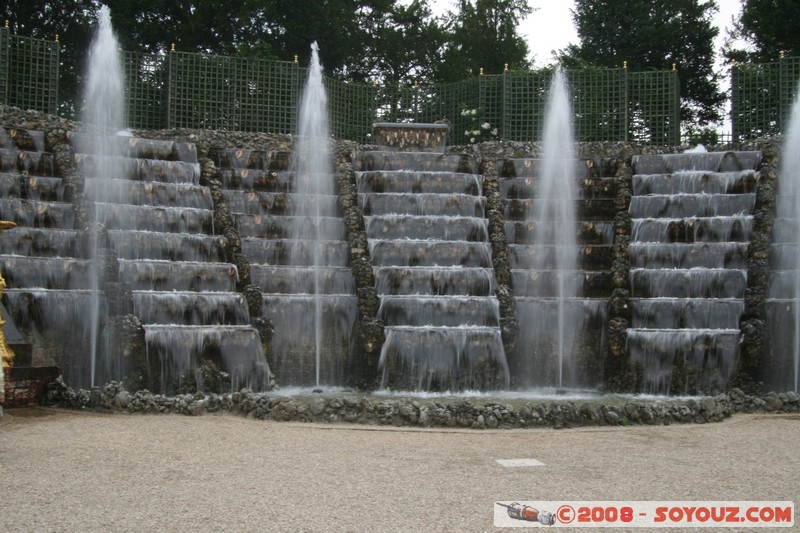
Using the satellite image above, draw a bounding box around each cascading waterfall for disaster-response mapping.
[291,42,333,388]
[776,87,800,393]
[530,68,579,388]
[81,5,125,386]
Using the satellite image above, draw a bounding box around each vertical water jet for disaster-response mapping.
[530,68,579,388]
[775,87,800,393]
[292,42,333,388]
[81,5,125,386]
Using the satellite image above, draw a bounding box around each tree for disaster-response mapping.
[559,0,724,126]
[104,0,273,56]
[361,0,447,86]
[436,0,533,82]
[724,0,800,63]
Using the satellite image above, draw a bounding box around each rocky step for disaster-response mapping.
[355,171,483,195]
[496,157,616,179]
[628,194,756,219]
[353,151,479,174]
[629,242,749,269]
[222,191,339,217]
[507,244,612,271]
[241,238,349,268]
[108,230,227,262]
[83,179,212,209]
[499,176,617,200]
[512,270,613,298]
[378,295,501,328]
[68,132,198,163]
[0,198,74,229]
[632,216,753,243]
[632,151,762,174]
[74,154,200,184]
[119,259,239,292]
[0,174,67,202]
[632,170,759,195]
[505,220,613,246]
[132,291,250,326]
[630,298,744,329]
[629,268,747,299]
[0,148,55,176]
[250,265,355,295]
[373,266,495,297]
[208,148,290,171]
[365,215,488,242]
[503,198,616,221]
[360,192,485,218]
[369,239,492,268]
[0,228,83,258]
[233,214,346,240]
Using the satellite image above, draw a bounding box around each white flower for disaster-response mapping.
[470,137,476,143]
[460,109,467,116]
[491,128,498,136]
[472,130,480,136]
[481,122,490,130]
[464,130,470,136]
[471,109,477,116]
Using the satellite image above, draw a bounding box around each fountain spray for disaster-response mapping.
[292,42,333,388]
[81,5,125,386]
[534,67,579,389]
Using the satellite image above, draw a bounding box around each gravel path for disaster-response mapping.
[1,408,798,532]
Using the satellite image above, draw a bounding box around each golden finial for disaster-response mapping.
[480,67,484,75]
[55,34,59,43]
[413,80,418,88]
[623,60,628,70]
[4,20,9,29]
[294,54,298,63]
[732,59,737,66]
[504,63,508,72]
[672,63,676,71]
[780,50,785,59]
[170,43,175,52]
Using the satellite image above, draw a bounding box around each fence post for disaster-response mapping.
[670,64,680,145]
[622,61,629,142]
[779,50,788,133]
[165,44,175,129]
[51,33,59,115]
[730,61,739,142]
[0,22,7,105]
[291,55,300,135]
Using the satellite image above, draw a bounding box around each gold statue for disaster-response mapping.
[0,220,16,404]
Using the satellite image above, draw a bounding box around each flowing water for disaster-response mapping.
[528,68,579,388]
[769,88,800,392]
[291,42,335,387]
[81,6,125,386]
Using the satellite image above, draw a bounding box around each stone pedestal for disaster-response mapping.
[371,122,449,153]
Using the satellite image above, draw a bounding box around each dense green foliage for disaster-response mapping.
[724,0,800,62]
[558,0,724,125]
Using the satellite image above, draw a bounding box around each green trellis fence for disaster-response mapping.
[0,25,685,144]
[731,54,800,141]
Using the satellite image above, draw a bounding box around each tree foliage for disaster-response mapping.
[436,0,533,82]
[724,0,800,63]
[559,0,724,125]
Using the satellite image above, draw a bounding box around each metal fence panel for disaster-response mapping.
[1,29,59,114]
[731,56,800,141]
[0,28,687,144]
[628,70,681,145]
[124,51,165,130]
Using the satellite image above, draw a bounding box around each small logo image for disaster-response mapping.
[496,502,556,525]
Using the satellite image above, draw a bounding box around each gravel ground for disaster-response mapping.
[1,408,798,532]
